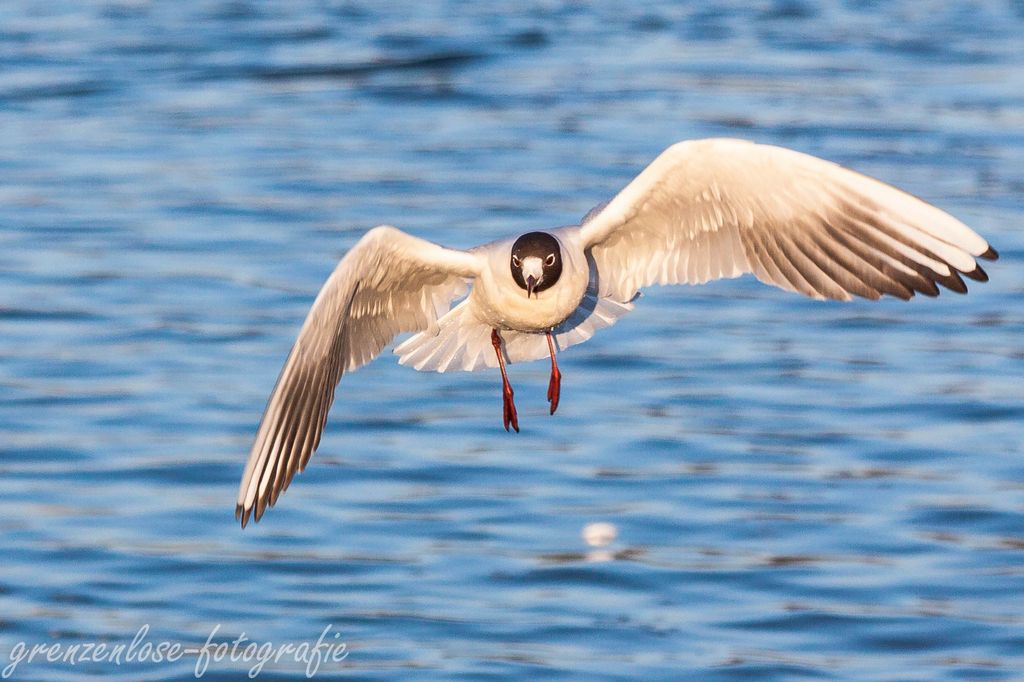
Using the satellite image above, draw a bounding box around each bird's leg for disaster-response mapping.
[491,329,519,433]
[546,332,561,415]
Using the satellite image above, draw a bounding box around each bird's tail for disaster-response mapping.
[395,300,494,372]
[395,291,636,373]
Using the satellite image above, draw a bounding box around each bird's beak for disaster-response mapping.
[520,256,544,298]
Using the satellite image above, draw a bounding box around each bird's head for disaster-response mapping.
[510,232,562,298]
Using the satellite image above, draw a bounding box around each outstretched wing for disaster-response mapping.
[236,225,481,527]
[578,138,997,303]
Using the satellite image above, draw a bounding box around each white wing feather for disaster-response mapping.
[236,225,480,527]
[579,138,997,304]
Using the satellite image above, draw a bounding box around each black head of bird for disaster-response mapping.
[510,232,562,298]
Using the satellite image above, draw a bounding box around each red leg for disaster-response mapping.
[491,329,519,433]
[546,332,561,415]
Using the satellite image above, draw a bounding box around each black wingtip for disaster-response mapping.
[945,270,968,295]
[963,264,988,283]
[980,246,999,261]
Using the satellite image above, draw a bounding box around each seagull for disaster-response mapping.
[236,137,997,527]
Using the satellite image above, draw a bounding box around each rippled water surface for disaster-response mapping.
[2,1,1024,679]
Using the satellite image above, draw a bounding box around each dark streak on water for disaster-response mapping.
[1,0,1023,680]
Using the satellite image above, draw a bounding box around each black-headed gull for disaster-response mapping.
[236,138,997,527]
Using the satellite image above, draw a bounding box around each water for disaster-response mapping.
[2,1,1023,679]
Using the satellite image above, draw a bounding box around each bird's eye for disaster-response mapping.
[512,256,521,267]
[544,254,556,267]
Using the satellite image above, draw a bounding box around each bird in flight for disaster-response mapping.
[236,138,997,527]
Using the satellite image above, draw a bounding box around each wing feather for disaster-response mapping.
[578,138,997,303]
[236,225,480,527]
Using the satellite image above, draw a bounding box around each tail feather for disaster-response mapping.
[394,291,636,373]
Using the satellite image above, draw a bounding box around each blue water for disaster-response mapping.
[2,1,1023,679]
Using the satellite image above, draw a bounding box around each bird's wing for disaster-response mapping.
[578,138,997,303]
[236,225,481,527]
